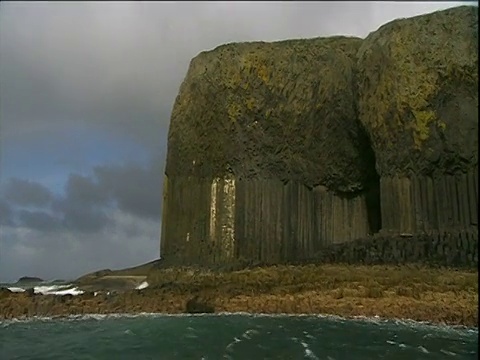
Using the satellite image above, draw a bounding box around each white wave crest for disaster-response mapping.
[6,287,26,293]
[135,281,149,290]
[0,312,478,336]
[33,285,84,296]
[7,284,83,295]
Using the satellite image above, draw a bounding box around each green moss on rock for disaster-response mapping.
[166,36,377,193]
[356,6,478,176]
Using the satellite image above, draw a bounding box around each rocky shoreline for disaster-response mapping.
[1,264,477,327]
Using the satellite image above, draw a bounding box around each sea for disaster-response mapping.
[0,311,478,360]
[1,282,478,359]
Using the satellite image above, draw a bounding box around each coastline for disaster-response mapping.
[1,264,477,327]
[2,312,478,334]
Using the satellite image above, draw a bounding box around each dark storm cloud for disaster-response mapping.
[59,156,164,221]
[94,158,163,220]
[60,203,110,233]
[0,1,468,150]
[3,178,54,207]
[64,174,109,207]
[17,210,62,232]
[0,199,14,226]
[7,156,164,233]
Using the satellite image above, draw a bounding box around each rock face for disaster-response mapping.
[161,6,478,267]
[356,6,478,235]
[357,6,478,176]
[166,36,374,191]
[185,295,215,314]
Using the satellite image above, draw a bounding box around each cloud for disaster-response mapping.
[0,2,467,150]
[94,158,163,220]
[2,178,54,207]
[63,174,109,207]
[63,207,111,233]
[0,210,160,282]
[5,156,164,235]
[0,200,14,226]
[17,210,62,232]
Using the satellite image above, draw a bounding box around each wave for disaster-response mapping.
[6,284,84,296]
[135,281,149,290]
[1,312,477,334]
[6,287,26,293]
[6,280,150,296]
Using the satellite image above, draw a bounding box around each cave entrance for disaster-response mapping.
[358,127,382,235]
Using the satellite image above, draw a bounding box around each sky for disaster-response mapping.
[0,1,475,282]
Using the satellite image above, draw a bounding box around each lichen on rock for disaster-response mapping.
[356,5,478,176]
[161,5,478,266]
[166,36,376,193]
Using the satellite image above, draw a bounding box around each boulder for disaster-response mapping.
[185,295,215,314]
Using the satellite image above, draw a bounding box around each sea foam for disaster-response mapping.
[7,284,84,296]
[135,281,149,290]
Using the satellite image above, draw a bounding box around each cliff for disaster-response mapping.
[356,6,478,235]
[161,6,478,267]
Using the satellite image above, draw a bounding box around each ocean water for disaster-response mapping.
[0,313,477,360]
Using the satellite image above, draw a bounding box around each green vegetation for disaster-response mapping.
[357,6,477,153]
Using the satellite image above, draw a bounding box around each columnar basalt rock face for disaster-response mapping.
[161,6,478,267]
[356,6,478,236]
[162,36,380,265]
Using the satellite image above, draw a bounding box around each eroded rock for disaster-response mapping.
[167,36,376,192]
[185,295,215,314]
[356,6,478,177]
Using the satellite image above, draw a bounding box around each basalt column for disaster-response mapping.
[357,6,478,237]
[161,37,380,265]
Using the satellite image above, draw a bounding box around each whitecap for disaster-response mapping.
[33,285,70,293]
[225,337,242,352]
[51,287,84,296]
[33,284,84,296]
[242,329,259,339]
[440,349,457,356]
[303,331,315,340]
[6,287,25,293]
[135,281,149,290]
[418,346,429,353]
[300,341,319,360]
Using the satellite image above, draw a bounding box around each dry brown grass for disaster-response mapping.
[142,263,478,326]
[2,264,477,326]
[146,263,478,295]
